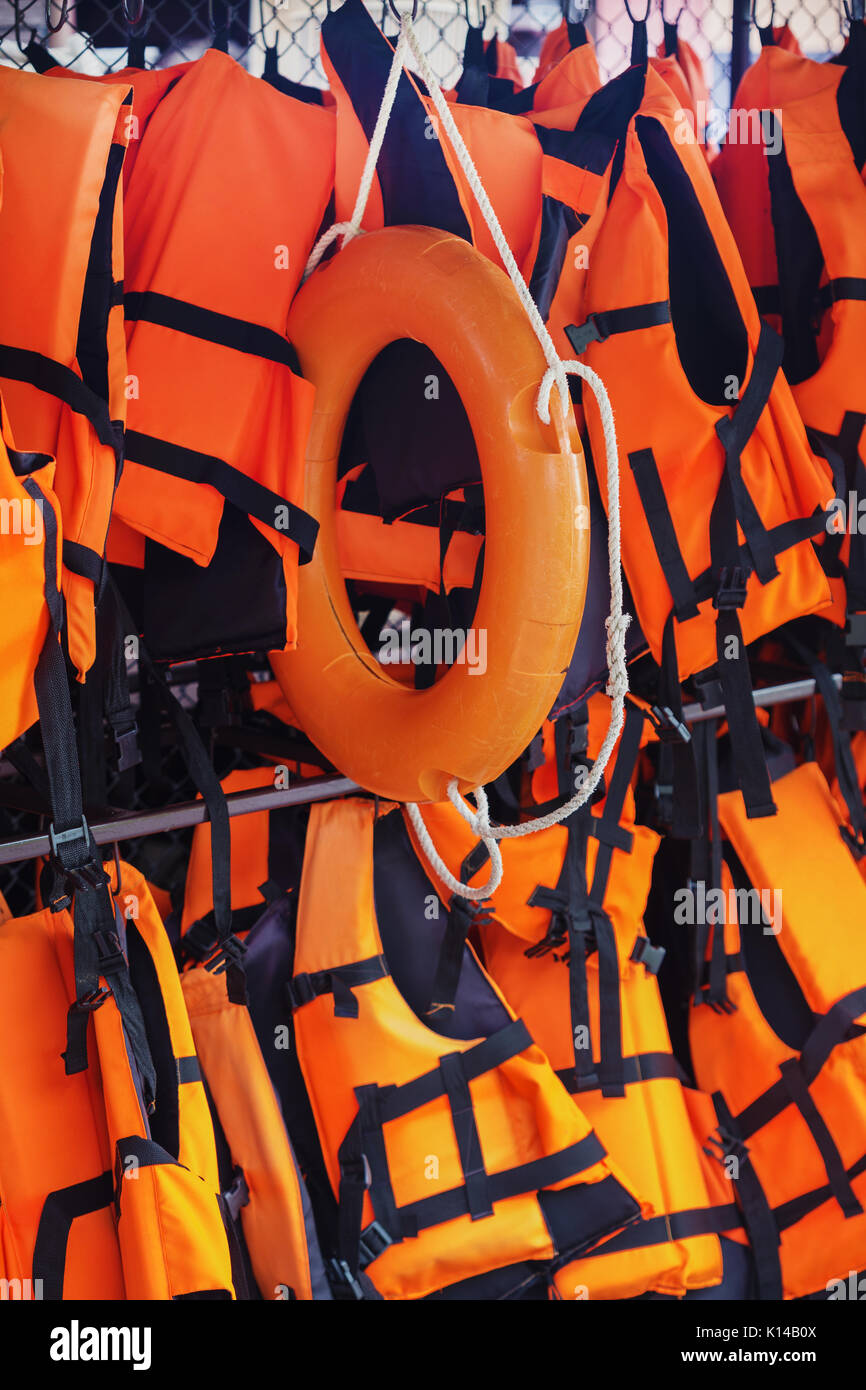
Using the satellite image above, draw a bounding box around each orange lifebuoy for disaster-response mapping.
[271,226,589,803]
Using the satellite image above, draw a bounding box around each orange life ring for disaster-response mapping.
[270,226,589,803]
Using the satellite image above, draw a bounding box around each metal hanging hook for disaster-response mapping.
[121,0,146,25]
[463,0,487,28]
[623,0,651,22]
[44,0,69,34]
[563,0,592,20]
[387,0,419,22]
[659,0,685,24]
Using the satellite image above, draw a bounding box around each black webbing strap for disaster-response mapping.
[109,579,246,1006]
[734,985,866,1141]
[565,301,671,356]
[529,818,625,1098]
[778,1057,864,1218]
[27,483,156,1099]
[714,321,784,588]
[706,1092,783,1300]
[286,954,388,1018]
[630,12,649,64]
[335,1020,539,1273]
[123,290,304,371]
[439,1051,494,1220]
[587,701,644,895]
[426,840,492,1017]
[815,277,866,310]
[629,449,700,622]
[390,1134,607,1241]
[707,448,776,821]
[772,1149,866,1234]
[556,1050,685,1093]
[32,1171,115,1299]
[656,614,702,838]
[528,705,594,820]
[62,539,104,586]
[575,1202,743,1257]
[123,429,319,563]
[691,718,732,1010]
[786,637,866,857]
[0,346,120,453]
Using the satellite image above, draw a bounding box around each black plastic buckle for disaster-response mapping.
[94,929,127,977]
[113,724,141,773]
[648,705,691,744]
[358,1220,393,1268]
[630,936,666,975]
[565,315,606,356]
[48,815,91,860]
[713,565,749,611]
[202,932,248,978]
[285,971,317,1010]
[70,984,111,1015]
[326,1258,366,1301]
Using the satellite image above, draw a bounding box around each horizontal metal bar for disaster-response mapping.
[682,674,841,725]
[0,774,360,867]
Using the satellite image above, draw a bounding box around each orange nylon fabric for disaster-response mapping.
[292,797,644,1300]
[0,65,130,678]
[0,862,233,1299]
[690,762,866,1298]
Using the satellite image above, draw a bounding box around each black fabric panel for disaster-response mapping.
[337,341,480,522]
[322,0,471,239]
[766,136,824,385]
[76,141,125,407]
[372,809,512,1042]
[550,443,647,716]
[529,197,585,323]
[141,503,288,661]
[837,26,866,172]
[540,1173,642,1261]
[125,920,181,1160]
[242,891,341,1258]
[724,844,815,1052]
[636,115,748,404]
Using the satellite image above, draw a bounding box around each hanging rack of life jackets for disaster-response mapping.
[0,670,845,867]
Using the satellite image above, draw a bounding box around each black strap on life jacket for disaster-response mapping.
[24,479,157,1104]
[705,1092,784,1300]
[334,1018,608,1277]
[689,717,733,1011]
[653,615,702,838]
[527,702,648,1098]
[286,955,388,1018]
[565,301,671,357]
[425,840,493,1018]
[32,1171,115,1300]
[108,579,248,1007]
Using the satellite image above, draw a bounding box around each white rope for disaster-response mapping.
[406,785,503,902]
[302,27,411,282]
[304,12,630,896]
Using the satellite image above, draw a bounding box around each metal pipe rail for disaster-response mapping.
[0,673,847,866]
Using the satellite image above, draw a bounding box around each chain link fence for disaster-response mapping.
[0,0,851,96]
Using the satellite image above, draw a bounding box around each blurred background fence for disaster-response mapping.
[0,0,852,110]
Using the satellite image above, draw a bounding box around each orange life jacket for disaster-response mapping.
[287,796,646,1300]
[565,63,832,819]
[689,758,866,1298]
[0,859,234,1299]
[106,52,332,657]
[181,962,333,1300]
[714,38,866,637]
[409,702,725,1299]
[0,391,62,751]
[0,65,130,679]
[47,63,190,187]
